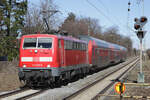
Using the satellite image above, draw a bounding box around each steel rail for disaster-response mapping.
[63,57,139,100]
[92,58,139,100]
[0,87,29,99]
[15,89,48,100]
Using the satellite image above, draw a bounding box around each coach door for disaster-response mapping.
[59,40,65,67]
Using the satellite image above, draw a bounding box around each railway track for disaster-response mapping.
[0,57,138,100]
[63,57,139,100]
[0,87,48,100]
[0,87,29,99]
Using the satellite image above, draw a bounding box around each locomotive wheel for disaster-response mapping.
[79,73,84,79]
[48,81,55,88]
[55,77,61,88]
[20,80,26,86]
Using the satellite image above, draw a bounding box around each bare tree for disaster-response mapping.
[40,0,59,30]
[23,0,59,34]
[80,17,102,36]
[103,26,133,56]
[60,13,102,37]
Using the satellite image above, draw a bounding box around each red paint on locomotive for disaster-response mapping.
[18,34,89,86]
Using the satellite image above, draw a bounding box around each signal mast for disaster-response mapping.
[134,16,148,83]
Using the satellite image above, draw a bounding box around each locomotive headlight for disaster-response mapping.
[47,65,50,68]
[23,65,26,68]
[34,50,38,53]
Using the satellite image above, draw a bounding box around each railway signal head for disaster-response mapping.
[140,16,148,23]
[134,18,141,30]
[140,16,148,27]
[134,24,140,30]
[134,18,138,22]
[134,16,148,30]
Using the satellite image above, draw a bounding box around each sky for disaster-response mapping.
[30,0,150,49]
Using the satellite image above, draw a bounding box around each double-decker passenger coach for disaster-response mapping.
[79,35,127,69]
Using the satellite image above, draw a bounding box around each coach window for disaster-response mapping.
[79,43,81,49]
[75,42,77,49]
[67,40,69,49]
[83,44,84,50]
[76,42,77,49]
[59,40,61,48]
[74,42,76,49]
[77,43,79,49]
[66,40,70,49]
[68,41,70,49]
[67,41,70,49]
[79,43,81,50]
[68,41,71,49]
[71,42,73,49]
[85,44,87,50]
[70,41,72,49]
[72,42,74,49]
[83,44,85,50]
[66,40,68,49]
[73,42,75,49]
[80,43,82,50]
[79,43,80,49]
[64,40,67,49]
[82,43,84,50]
[76,42,78,49]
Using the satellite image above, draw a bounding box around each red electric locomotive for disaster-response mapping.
[18,34,89,86]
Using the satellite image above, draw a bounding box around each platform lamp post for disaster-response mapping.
[134,16,148,83]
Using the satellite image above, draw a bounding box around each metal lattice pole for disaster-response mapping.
[140,39,143,74]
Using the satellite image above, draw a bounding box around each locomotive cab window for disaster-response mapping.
[23,37,52,49]
[23,38,37,48]
[38,38,52,48]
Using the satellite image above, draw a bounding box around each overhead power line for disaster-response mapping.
[86,0,137,38]
[97,0,109,14]
[86,0,118,27]
[97,0,135,37]
[97,0,123,27]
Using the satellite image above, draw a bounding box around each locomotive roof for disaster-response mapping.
[78,35,127,50]
[57,35,87,44]
[22,34,87,44]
